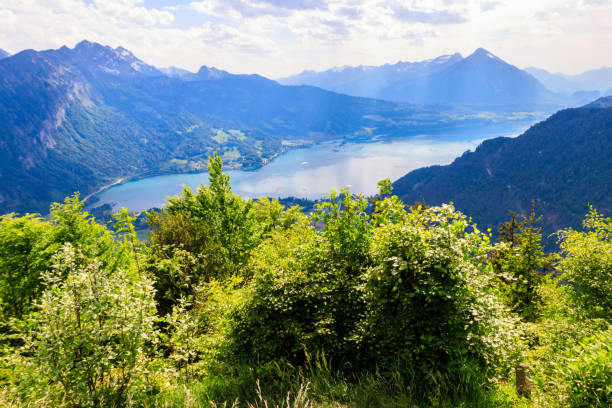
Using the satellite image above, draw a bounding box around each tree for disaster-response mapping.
[146,210,224,315]
[496,201,554,320]
[0,214,48,320]
[0,195,119,321]
[165,153,261,276]
[558,207,612,319]
[18,244,157,406]
[498,211,525,249]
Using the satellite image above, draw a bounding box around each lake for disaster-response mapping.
[93,122,531,212]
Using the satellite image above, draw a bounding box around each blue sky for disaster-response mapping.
[1,1,611,78]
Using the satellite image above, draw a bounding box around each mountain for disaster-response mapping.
[280,48,561,108]
[160,65,230,81]
[159,66,196,80]
[279,53,463,99]
[583,95,612,109]
[0,40,489,215]
[0,49,9,59]
[393,99,612,236]
[570,90,601,105]
[525,66,612,95]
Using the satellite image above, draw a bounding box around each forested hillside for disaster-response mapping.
[393,99,612,237]
[0,156,610,407]
[0,40,486,215]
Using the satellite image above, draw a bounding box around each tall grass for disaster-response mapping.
[148,356,507,408]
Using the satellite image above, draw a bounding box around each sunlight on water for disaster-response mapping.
[93,124,528,212]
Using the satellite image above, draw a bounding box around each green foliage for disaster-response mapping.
[165,153,261,277]
[376,178,392,195]
[0,195,120,321]
[230,191,522,384]
[146,209,224,315]
[231,189,372,365]
[558,327,612,407]
[558,207,612,318]
[164,299,201,383]
[0,213,48,320]
[361,204,523,381]
[1,159,611,407]
[494,203,555,321]
[12,244,157,407]
[252,197,305,234]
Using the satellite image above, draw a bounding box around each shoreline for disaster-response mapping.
[85,119,538,206]
[84,177,126,203]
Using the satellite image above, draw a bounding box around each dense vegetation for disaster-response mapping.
[394,102,612,241]
[0,155,609,407]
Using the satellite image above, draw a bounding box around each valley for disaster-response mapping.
[91,120,533,212]
[1,1,612,405]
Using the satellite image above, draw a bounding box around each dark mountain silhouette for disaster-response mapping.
[393,99,612,236]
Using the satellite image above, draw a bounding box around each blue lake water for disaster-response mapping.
[93,123,531,212]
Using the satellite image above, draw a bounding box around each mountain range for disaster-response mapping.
[0,49,9,59]
[525,66,612,97]
[393,97,612,237]
[1,40,501,215]
[280,48,562,108]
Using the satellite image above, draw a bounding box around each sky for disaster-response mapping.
[1,0,611,78]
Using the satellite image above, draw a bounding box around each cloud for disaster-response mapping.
[190,0,327,18]
[479,1,500,12]
[336,6,363,20]
[1,0,611,79]
[390,7,467,25]
[254,0,328,11]
[92,0,174,26]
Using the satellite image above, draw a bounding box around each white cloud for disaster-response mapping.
[0,0,610,78]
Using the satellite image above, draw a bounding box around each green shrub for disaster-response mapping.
[146,210,225,315]
[0,213,48,320]
[0,195,120,321]
[12,244,158,407]
[230,194,523,384]
[558,207,612,319]
[230,190,371,365]
[359,204,523,381]
[164,153,262,278]
[559,327,612,407]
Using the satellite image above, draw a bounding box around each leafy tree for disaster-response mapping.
[0,195,119,321]
[146,210,223,315]
[558,207,612,319]
[0,214,48,320]
[495,202,554,320]
[252,196,305,234]
[360,203,522,382]
[165,153,261,276]
[231,189,372,365]
[15,244,157,407]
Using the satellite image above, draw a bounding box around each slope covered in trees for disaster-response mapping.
[0,156,610,407]
[393,99,612,237]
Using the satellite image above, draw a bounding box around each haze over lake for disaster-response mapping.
[93,122,530,212]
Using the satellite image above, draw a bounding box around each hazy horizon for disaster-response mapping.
[2,1,612,78]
